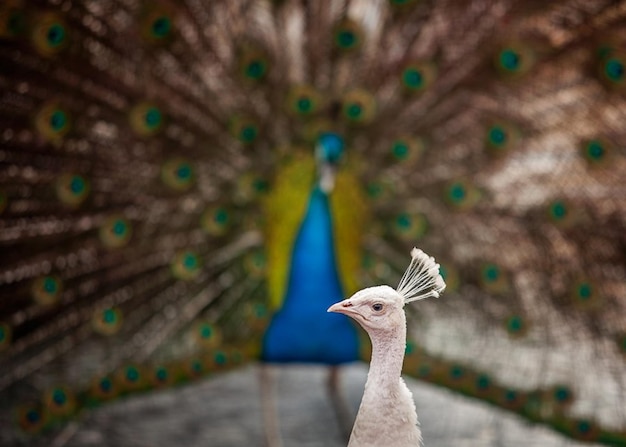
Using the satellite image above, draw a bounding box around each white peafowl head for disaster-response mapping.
[328,248,446,335]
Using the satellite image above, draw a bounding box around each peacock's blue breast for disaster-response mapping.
[262,188,359,364]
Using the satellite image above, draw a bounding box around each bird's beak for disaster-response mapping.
[327,300,354,315]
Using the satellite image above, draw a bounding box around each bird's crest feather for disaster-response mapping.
[396,248,446,304]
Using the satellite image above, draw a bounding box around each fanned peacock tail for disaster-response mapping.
[1,0,625,445]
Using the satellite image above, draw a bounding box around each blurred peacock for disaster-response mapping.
[0,0,625,446]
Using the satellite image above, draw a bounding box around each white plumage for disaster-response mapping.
[328,248,446,446]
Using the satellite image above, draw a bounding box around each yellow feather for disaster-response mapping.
[329,163,370,297]
[262,153,315,310]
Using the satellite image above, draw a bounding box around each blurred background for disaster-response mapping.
[0,0,625,446]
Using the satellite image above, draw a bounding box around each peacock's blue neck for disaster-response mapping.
[262,187,359,364]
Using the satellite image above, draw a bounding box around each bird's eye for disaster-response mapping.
[372,303,383,312]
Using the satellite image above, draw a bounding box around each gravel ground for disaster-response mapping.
[36,363,601,447]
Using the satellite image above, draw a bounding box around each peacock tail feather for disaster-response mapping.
[0,0,625,445]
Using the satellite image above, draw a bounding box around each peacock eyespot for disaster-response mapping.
[488,126,507,146]
[183,252,198,269]
[46,23,66,47]
[499,49,520,71]
[581,137,613,169]
[155,368,168,382]
[392,141,409,160]
[476,375,491,390]
[585,140,604,160]
[200,325,212,339]
[126,367,139,382]
[45,386,74,415]
[397,136,425,163]
[508,317,521,330]
[504,389,518,402]
[550,201,567,220]
[245,60,266,80]
[172,250,201,280]
[577,420,592,434]
[336,30,356,49]
[401,62,436,93]
[604,58,624,82]
[36,103,71,139]
[32,14,70,57]
[176,164,192,180]
[245,250,267,276]
[214,351,227,365]
[287,85,322,116]
[494,44,535,77]
[144,107,162,129]
[32,275,62,305]
[100,216,132,248]
[112,220,127,236]
[240,125,258,142]
[253,178,269,193]
[576,282,592,301]
[482,264,500,282]
[214,208,229,224]
[102,309,117,324]
[347,102,363,119]
[26,409,40,423]
[162,159,195,191]
[297,97,312,112]
[94,307,122,334]
[449,183,466,202]
[192,361,203,373]
[50,110,67,131]
[52,389,66,406]
[43,276,58,294]
[340,89,376,124]
[69,176,85,194]
[202,206,232,236]
[449,365,465,380]
[554,386,572,402]
[507,315,523,332]
[367,182,383,198]
[130,103,163,136]
[371,303,383,312]
[396,213,411,229]
[403,68,423,89]
[99,377,112,392]
[151,17,171,38]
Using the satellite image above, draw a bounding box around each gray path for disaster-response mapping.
[54,364,599,447]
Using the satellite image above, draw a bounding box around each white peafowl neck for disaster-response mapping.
[365,319,407,392]
[349,310,422,447]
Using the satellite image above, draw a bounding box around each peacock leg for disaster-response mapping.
[259,364,283,447]
[327,366,353,442]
